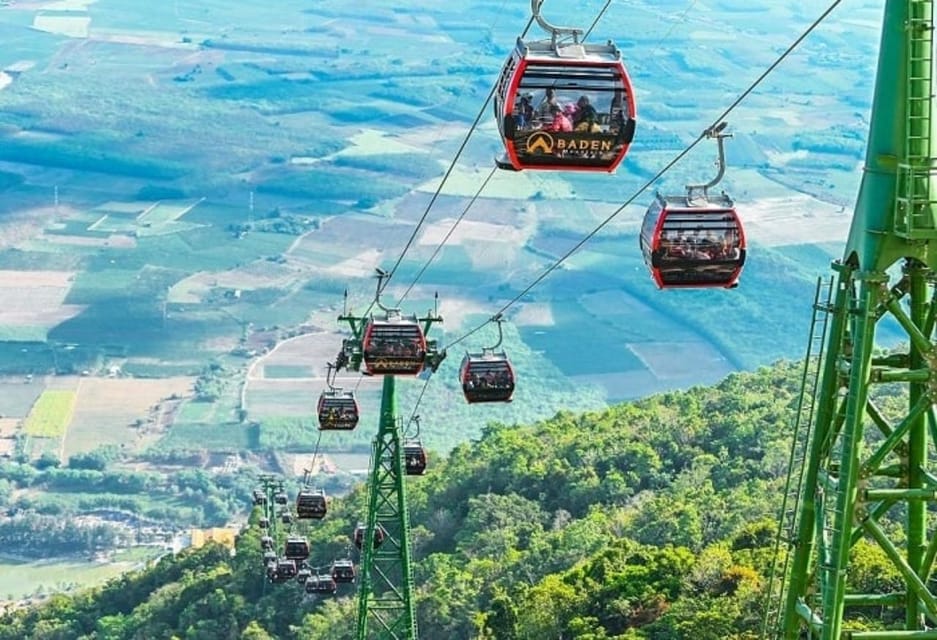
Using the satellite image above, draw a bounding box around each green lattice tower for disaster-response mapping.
[771,0,937,638]
[338,308,443,640]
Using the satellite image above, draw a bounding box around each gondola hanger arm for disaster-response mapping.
[531,0,584,46]
[686,121,732,203]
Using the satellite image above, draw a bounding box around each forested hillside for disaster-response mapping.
[0,360,903,639]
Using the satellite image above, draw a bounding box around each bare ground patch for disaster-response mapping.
[169,261,305,303]
[512,303,555,327]
[63,376,194,458]
[418,219,528,246]
[0,206,77,248]
[0,419,19,437]
[0,270,82,328]
[742,195,849,247]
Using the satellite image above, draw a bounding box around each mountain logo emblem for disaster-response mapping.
[526,132,554,155]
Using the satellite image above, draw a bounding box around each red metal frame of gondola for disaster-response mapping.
[642,123,745,289]
[500,51,636,173]
[458,315,516,403]
[360,313,428,376]
[647,201,746,289]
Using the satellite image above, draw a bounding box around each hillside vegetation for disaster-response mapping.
[0,360,905,638]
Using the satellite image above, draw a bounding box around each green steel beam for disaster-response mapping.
[770,1,937,637]
[355,375,418,640]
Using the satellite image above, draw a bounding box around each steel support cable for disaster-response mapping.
[391,0,698,310]
[379,15,537,297]
[406,376,434,430]
[356,23,535,324]
[396,167,499,306]
[583,0,614,41]
[442,0,843,353]
[308,430,324,487]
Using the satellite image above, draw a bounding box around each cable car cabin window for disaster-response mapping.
[362,319,427,376]
[642,198,746,289]
[317,391,359,431]
[461,353,515,403]
[496,39,636,173]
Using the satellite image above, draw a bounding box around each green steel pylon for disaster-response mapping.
[769,0,937,638]
[336,276,444,640]
[355,375,419,640]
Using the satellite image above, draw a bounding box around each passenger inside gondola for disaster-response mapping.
[573,96,600,133]
[542,103,572,132]
[514,93,534,128]
[535,87,558,123]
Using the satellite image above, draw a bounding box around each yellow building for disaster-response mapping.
[190,527,237,550]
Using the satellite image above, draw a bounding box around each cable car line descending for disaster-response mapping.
[308,2,839,636]
[377,16,538,299]
[396,167,498,306]
[439,0,844,354]
[580,0,614,42]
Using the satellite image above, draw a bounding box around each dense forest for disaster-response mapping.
[0,359,905,639]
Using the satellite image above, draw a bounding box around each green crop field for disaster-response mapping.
[23,390,76,438]
[0,557,142,602]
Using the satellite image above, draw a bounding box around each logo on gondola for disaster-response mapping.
[525,132,615,156]
[525,132,555,155]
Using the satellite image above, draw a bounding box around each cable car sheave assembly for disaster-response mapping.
[494,0,636,172]
[639,123,746,289]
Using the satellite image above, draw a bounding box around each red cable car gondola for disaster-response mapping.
[272,559,297,583]
[296,488,327,520]
[305,574,338,595]
[461,350,515,403]
[330,559,357,584]
[640,123,746,289]
[362,310,427,376]
[494,0,636,172]
[353,522,387,550]
[284,536,310,561]
[317,389,359,430]
[404,439,427,476]
[459,317,515,403]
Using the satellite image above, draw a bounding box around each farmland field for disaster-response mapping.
[63,376,194,458]
[23,390,76,438]
[0,557,138,602]
[0,0,888,456]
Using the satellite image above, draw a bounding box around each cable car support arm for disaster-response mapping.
[686,122,731,203]
[530,0,584,46]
